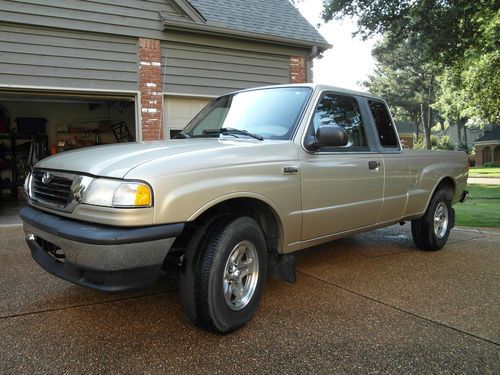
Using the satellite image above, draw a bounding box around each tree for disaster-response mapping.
[364,35,441,148]
[322,0,496,64]
[435,6,500,126]
[322,0,499,126]
[433,68,469,145]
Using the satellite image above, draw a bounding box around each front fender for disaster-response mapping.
[148,164,303,248]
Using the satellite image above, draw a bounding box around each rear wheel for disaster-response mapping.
[411,189,454,251]
[179,216,267,333]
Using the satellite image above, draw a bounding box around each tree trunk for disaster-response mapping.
[461,118,469,149]
[426,107,432,150]
[456,121,462,144]
[422,75,434,150]
[420,103,432,150]
[414,114,420,139]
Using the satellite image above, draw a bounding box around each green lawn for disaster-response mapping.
[454,184,500,228]
[469,167,500,178]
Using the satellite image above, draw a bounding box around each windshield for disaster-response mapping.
[181,87,312,140]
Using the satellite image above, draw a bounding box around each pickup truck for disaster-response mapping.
[20,84,468,333]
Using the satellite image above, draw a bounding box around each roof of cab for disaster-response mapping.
[232,83,384,101]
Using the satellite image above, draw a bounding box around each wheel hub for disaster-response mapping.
[223,240,259,311]
[433,202,449,239]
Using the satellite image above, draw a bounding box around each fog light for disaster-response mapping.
[26,233,35,241]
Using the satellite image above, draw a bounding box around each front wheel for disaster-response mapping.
[411,189,454,251]
[180,216,267,333]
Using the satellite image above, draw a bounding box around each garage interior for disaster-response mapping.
[0,90,136,222]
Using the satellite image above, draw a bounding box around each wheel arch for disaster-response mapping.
[425,176,456,212]
[186,194,285,255]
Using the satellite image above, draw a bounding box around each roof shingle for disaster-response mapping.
[475,127,500,142]
[187,0,330,47]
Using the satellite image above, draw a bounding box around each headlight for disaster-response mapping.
[113,182,152,207]
[82,178,152,208]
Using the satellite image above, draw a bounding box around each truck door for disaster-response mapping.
[299,92,384,241]
[367,99,409,222]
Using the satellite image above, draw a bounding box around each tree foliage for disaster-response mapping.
[364,36,440,148]
[434,6,500,125]
[322,0,497,64]
[321,0,500,147]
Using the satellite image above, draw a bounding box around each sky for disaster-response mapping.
[295,0,379,91]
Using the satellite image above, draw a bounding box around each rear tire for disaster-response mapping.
[411,189,454,251]
[179,216,267,333]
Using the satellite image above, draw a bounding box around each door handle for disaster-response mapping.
[368,161,380,170]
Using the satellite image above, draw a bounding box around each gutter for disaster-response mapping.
[307,46,320,60]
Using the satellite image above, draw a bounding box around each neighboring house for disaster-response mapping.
[394,120,415,148]
[394,118,486,151]
[474,127,500,166]
[443,126,483,149]
[0,0,330,143]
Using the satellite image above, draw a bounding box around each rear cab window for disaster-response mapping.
[368,100,400,150]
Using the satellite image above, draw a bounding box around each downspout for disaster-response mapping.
[306,46,319,83]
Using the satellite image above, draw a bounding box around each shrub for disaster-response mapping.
[457,142,473,154]
[414,135,456,150]
[482,162,500,168]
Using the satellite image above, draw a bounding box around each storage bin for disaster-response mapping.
[15,117,47,135]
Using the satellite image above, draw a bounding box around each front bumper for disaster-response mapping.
[20,206,184,292]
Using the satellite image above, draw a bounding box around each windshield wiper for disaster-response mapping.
[174,132,191,139]
[203,127,264,141]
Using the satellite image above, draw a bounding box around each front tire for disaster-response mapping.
[180,216,267,333]
[411,189,454,251]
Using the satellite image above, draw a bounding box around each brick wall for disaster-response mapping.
[138,38,163,141]
[475,145,484,166]
[399,136,414,149]
[289,56,306,84]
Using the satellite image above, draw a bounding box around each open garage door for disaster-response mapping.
[0,89,136,203]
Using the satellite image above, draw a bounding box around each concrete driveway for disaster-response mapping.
[1,224,499,374]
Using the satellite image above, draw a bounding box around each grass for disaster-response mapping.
[454,184,500,228]
[469,167,500,178]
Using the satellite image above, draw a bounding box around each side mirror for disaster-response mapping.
[304,125,348,151]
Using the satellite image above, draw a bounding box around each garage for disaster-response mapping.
[0,90,136,211]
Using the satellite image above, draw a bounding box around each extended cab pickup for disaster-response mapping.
[20,84,468,333]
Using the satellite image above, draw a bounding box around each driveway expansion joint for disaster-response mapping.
[0,291,173,321]
[296,269,500,347]
[363,249,412,259]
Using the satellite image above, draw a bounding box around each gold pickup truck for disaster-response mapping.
[20,84,468,333]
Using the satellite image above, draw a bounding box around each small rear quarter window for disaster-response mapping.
[368,100,399,148]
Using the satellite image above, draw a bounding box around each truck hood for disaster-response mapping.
[35,139,297,178]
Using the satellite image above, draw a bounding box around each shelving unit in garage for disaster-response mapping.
[0,132,48,201]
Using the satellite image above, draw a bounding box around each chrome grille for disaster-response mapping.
[30,170,75,209]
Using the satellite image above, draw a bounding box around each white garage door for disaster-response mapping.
[164,97,210,139]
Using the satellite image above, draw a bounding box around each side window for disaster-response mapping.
[368,100,399,148]
[310,93,368,151]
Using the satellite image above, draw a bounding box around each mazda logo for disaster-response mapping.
[41,172,52,185]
